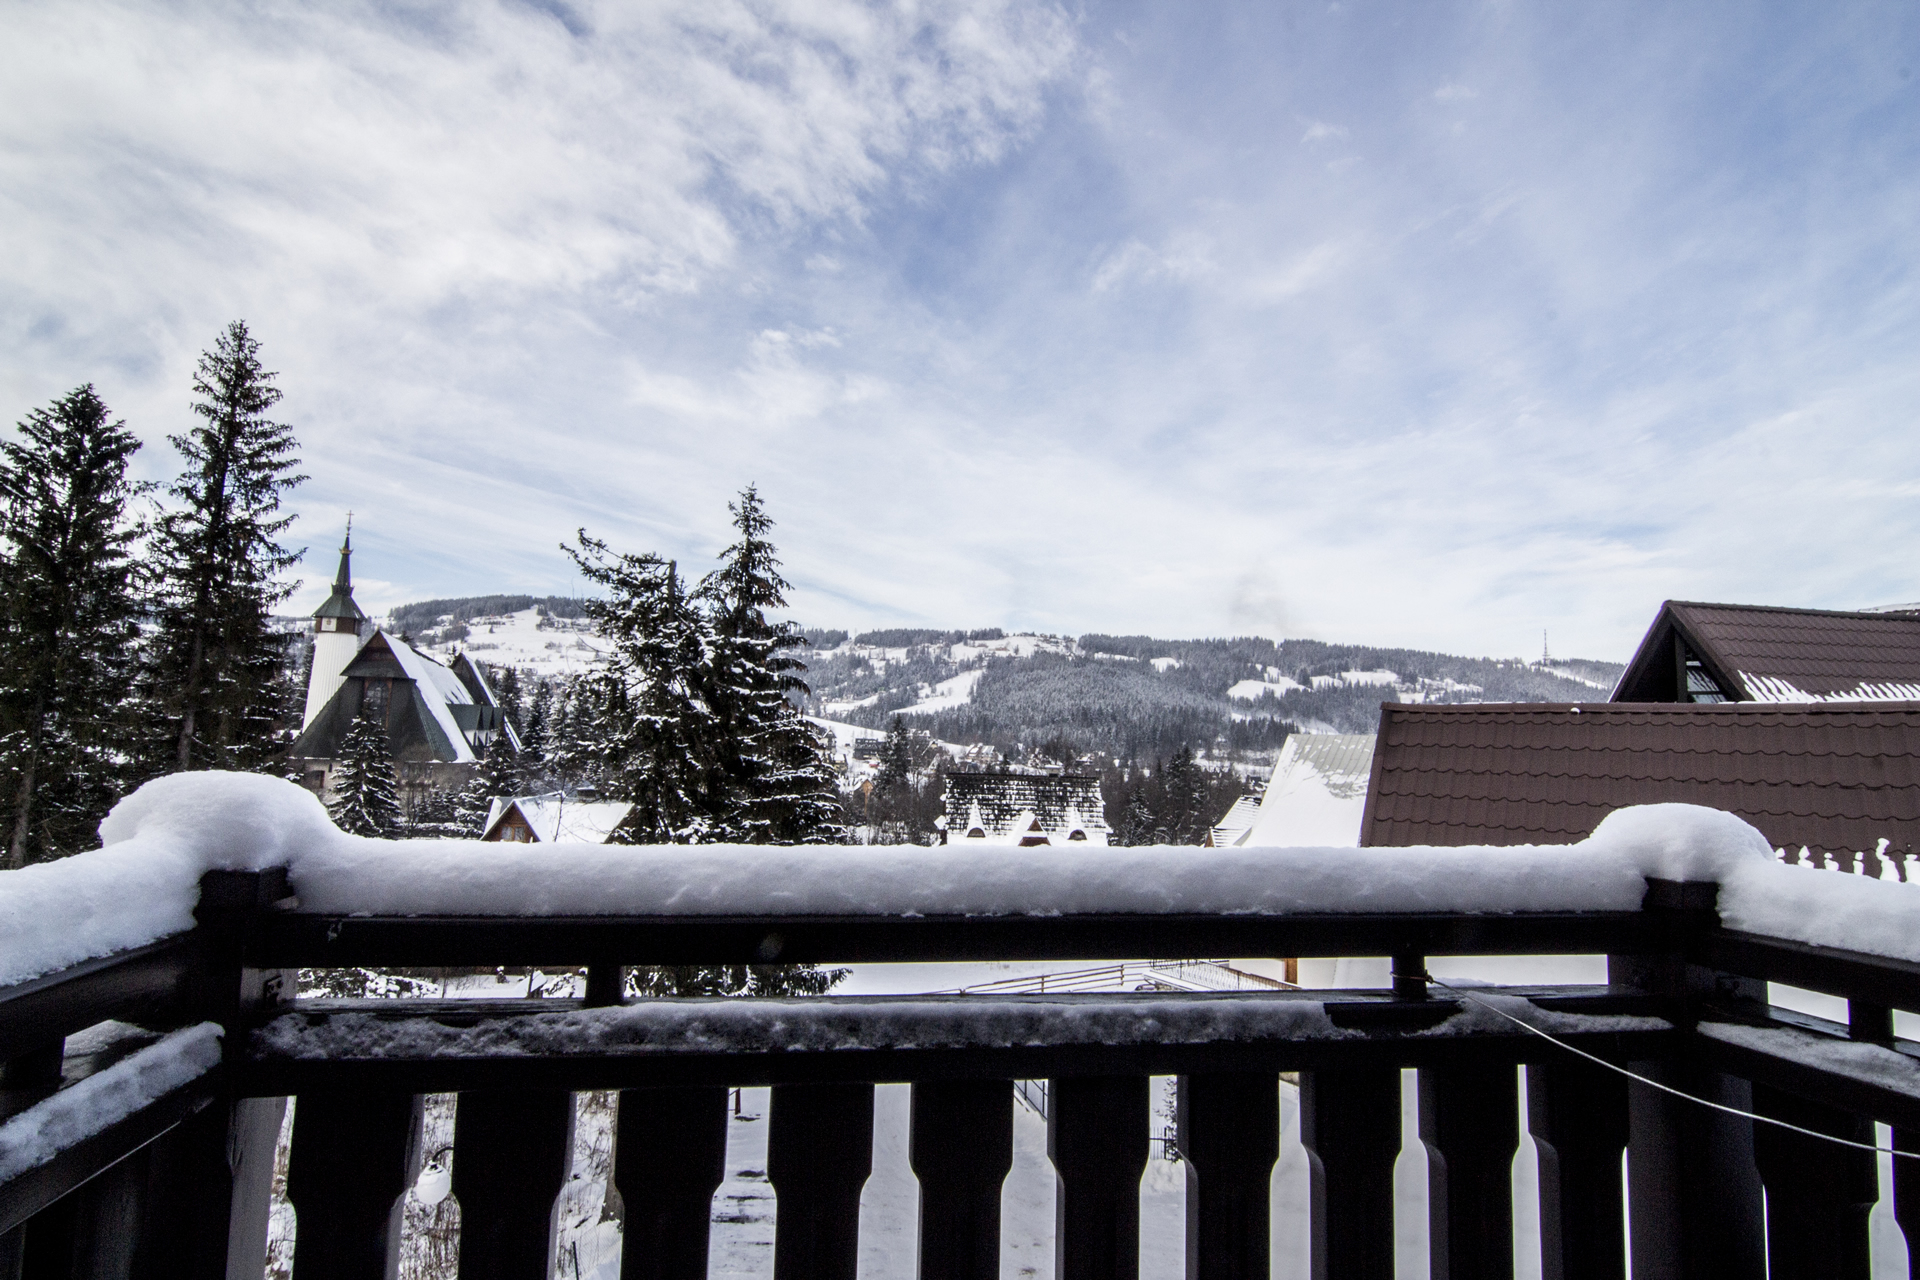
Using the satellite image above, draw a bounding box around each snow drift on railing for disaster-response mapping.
[0,771,1915,986]
[0,1023,221,1181]
[253,993,1668,1061]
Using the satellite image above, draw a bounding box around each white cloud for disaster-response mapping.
[1300,120,1349,143]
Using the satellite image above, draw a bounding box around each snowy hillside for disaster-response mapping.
[396,605,603,678]
[380,597,1624,764]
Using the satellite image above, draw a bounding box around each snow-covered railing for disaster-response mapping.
[4,773,1920,1279]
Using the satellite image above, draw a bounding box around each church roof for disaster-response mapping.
[1240,733,1376,847]
[313,526,368,623]
[290,630,514,765]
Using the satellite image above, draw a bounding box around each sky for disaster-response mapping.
[3,1,1917,661]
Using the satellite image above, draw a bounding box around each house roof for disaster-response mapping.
[1241,733,1376,847]
[1614,600,1920,703]
[484,795,635,844]
[943,773,1108,841]
[1360,701,1920,856]
[1208,795,1262,847]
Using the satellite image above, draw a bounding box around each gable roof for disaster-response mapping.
[1614,600,1920,703]
[289,630,514,765]
[943,773,1108,843]
[484,795,635,844]
[1208,795,1262,847]
[1240,733,1376,847]
[1360,701,1920,856]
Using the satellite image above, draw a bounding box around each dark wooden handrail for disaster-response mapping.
[3,867,1919,1280]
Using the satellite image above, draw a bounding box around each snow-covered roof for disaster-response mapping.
[943,773,1109,845]
[1241,733,1376,847]
[379,631,478,765]
[1209,795,1263,847]
[486,795,635,844]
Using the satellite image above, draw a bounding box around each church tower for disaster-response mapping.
[303,521,369,729]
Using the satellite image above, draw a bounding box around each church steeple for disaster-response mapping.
[313,516,367,633]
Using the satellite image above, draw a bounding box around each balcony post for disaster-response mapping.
[768,1083,874,1280]
[1527,1058,1628,1280]
[451,1090,576,1280]
[1048,1076,1149,1280]
[1418,1062,1517,1280]
[613,1087,729,1280]
[1177,1073,1279,1280]
[1299,1066,1399,1280]
[286,1091,424,1280]
[911,1080,1014,1280]
[1751,1083,1875,1280]
[122,869,295,1280]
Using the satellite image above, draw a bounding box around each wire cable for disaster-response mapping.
[1418,971,1918,1162]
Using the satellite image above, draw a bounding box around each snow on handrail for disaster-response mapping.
[1,772,1917,988]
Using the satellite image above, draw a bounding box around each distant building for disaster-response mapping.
[287,527,517,815]
[1205,795,1263,848]
[942,773,1109,846]
[1232,734,1376,847]
[482,793,635,844]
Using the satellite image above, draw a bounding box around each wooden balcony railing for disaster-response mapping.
[5,862,1920,1279]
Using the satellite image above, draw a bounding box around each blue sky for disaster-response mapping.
[3,1,1916,660]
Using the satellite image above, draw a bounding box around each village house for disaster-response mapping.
[481,792,636,844]
[940,772,1110,846]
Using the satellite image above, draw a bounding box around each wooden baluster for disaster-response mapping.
[1625,1065,1765,1280]
[911,1080,1014,1280]
[1299,1066,1399,1280]
[287,1091,423,1280]
[1177,1073,1279,1280]
[613,1087,729,1280]
[1528,1060,1629,1280]
[1418,1063,1517,1280]
[451,1090,576,1280]
[768,1083,874,1280]
[1894,1127,1920,1279]
[1048,1076,1149,1280]
[1751,1083,1874,1280]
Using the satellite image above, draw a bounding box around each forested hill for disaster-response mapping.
[384,596,1623,765]
[794,630,1623,763]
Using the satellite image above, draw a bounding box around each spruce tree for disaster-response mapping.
[565,535,728,841]
[143,321,306,775]
[327,705,402,838]
[0,386,148,865]
[453,731,520,837]
[697,487,846,844]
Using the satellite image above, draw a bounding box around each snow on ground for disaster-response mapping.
[1150,657,1181,673]
[896,669,985,716]
[821,692,883,715]
[1227,677,1303,701]
[410,607,604,679]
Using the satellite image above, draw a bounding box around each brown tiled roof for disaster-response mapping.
[1614,600,1920,702]
[1360,701,1920,855]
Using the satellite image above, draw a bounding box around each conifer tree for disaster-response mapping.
[565,535,728,841]
[697,487,846,844]
[327,705,402,838]
[142,321,306,775]
[453,731,519,837]
[0,386,148,865]
[404,787,464,840]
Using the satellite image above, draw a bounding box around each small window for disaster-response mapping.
[1068,829,1087,841]
[305,770,326,792]
[966,827,986,839]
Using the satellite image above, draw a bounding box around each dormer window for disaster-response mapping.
[1068,830,1087,841]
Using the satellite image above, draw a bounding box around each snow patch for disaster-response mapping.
[0,1023,222,1181]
